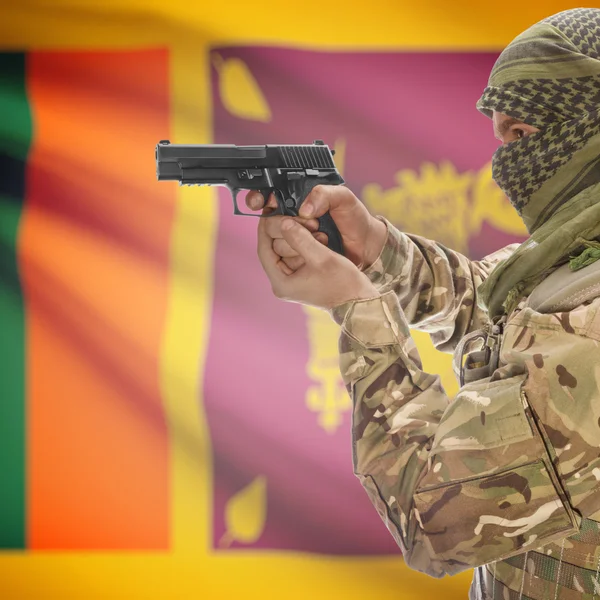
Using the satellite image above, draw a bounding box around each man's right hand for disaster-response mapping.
[245,185,388,272]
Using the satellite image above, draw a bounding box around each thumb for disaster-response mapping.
[280,219,327,262]
[299,185,345,218]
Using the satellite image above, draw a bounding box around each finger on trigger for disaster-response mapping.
[267,193,278,209]
[245,191,265,211]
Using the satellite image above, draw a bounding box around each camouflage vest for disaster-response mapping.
[471,518,600,599]
[458,260,600,599]
[455,259,600,386]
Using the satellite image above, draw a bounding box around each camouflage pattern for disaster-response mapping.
[330,217,600,598]
[354,216,519,353]
[480,521,600,599]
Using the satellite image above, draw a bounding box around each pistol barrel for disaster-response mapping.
[155,140,337,181]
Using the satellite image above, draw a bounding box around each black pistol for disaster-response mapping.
[155,139,345,255]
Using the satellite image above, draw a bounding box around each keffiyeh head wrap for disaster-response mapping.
[478,8,600,233]
[476,8,600,318]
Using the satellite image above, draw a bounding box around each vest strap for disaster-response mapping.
[527,259,600,313]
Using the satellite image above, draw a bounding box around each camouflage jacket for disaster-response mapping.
[330,217,600,587]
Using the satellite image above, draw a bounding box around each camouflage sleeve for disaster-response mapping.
[363,216,519,352]
[331,291,580,578]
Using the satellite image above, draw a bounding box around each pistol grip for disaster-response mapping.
[316,212,344,255]
[293,179,345,256]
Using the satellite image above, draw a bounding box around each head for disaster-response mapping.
[477,8,600,233]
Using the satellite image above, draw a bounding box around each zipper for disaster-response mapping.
[519,389,580,528]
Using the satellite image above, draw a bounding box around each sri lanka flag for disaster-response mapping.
[0,4,532,599]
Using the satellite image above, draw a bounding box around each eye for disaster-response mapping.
[513,128,525,139]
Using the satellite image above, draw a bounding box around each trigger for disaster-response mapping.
[259,189,270,205]
[262,189,285,215]
[259,189,275,208]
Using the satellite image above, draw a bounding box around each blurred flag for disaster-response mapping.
[0,7,534,600]
[206,46,527,554]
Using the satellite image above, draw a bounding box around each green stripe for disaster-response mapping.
[0,52,32,549]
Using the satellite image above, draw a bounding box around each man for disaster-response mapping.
[247,8,600,599]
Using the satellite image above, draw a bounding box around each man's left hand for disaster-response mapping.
[258,216,380,310]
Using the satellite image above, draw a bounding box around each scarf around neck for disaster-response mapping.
[475,8,600,318]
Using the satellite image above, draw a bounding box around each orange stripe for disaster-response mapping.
[22,49,173,549]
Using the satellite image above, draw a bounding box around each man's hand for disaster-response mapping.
[258,216,379,310]
[246,185,387,271]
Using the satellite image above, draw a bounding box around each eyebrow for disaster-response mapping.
[494,117,524,140]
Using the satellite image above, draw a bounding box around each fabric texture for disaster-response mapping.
[334,217,600,598]
[333,10,600,597]
[475,8,600,318]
